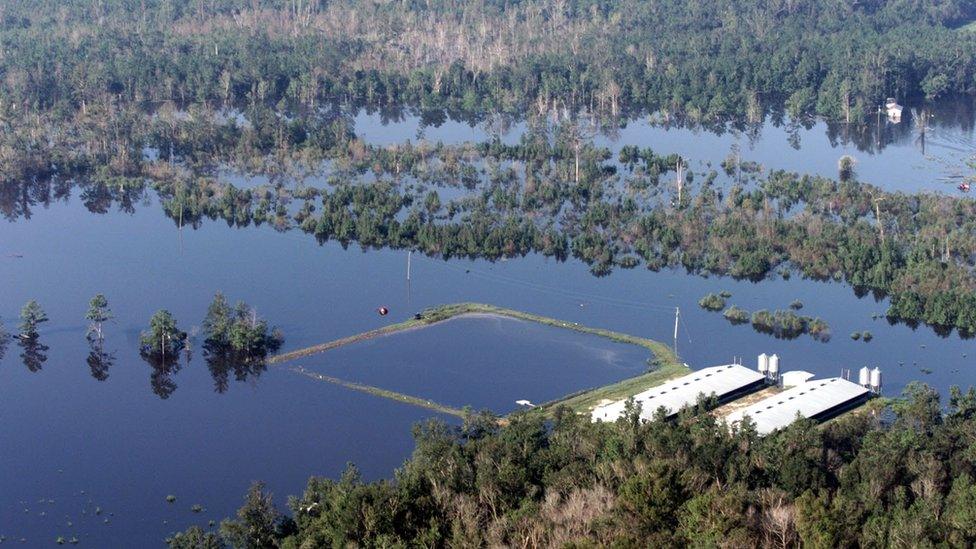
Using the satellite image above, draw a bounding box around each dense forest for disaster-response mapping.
[1,0,975,125]
[167,383,976,547]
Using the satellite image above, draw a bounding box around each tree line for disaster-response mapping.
[168,381,976,547]
[1,0,975,127]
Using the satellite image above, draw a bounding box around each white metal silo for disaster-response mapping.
[870,367,882,393]
[768,354,779,379]
[758,353,769,374]
[858,366,870,387]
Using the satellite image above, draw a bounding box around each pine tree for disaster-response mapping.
[140,310,186,360]
[85,294,113,341]
[19,300,48,339]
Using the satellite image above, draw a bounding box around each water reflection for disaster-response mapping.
[19,336,49,372]
[205,354,269,394]
[86,342,115,381]
[145,354,184,400]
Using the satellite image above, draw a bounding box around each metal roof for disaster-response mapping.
[780,370,815,387]
[724,377,870,435]
[592,364,766,422]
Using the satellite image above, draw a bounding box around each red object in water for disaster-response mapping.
[959,183,971,193]
[377,307,389,316]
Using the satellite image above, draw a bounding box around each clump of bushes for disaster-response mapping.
[723,306,750,324]
[698,293,727,311]
[749,309,831,342]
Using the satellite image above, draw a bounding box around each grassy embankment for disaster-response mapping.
[270,302,688,417]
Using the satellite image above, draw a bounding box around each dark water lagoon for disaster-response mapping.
[298,315,650,414]
[3,102,976,545]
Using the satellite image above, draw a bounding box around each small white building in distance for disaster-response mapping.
[886,97,903,122]
[725,377,871,435]
[592,364,766,423]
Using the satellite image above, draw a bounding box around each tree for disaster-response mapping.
[140,310,186,361]
[85,294,113,341]
[220,482,284,549]
[167,526,224,549]
[19,300,48,339]
[202,293,233,348]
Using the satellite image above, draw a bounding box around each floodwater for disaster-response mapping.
[3,101,976,545]
[356,97,976,194]
[299,315,650,413]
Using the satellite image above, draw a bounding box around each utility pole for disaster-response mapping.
[673,307,680,356]
[876,104,882,148]
[676,158,684,206]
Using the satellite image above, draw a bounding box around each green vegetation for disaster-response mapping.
[17,301,50,372]
[750,309,831,342]
[789,299,804,310]
[171,383,976,547]
[201,293,284,393]
[202,293,283,357]
[85,294,113,341]
[140,310,186,361]
[2,0,975,130]
[862,331,874,342]
[18,300,47,339]
[851,331,862,340]
[535,360,688,416]
[723,305,751,325]
[698,293,727,311]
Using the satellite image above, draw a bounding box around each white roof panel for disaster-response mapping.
[725,377,869,435]
[592,364,765,422]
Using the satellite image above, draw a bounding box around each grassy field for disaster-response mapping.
[533,361,689,415]
[271,302,687,417]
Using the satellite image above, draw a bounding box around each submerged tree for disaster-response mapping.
[85,294,113,341]
[204,295,283,357]
[140,310,186,362]
[201,293,282,393]
[19,300,48,339]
